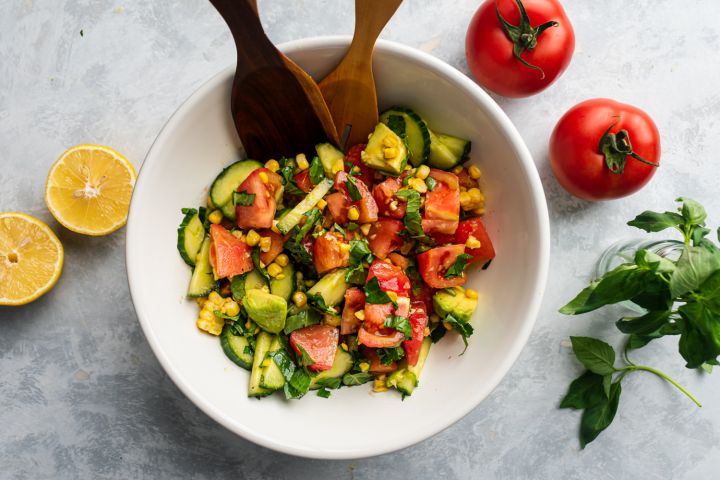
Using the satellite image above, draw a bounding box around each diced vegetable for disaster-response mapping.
[276,178,333,234]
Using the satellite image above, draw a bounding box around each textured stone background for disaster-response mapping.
[2,0,720,478]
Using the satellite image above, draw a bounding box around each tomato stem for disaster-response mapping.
[599,121,660,174]
[495,0,559,78]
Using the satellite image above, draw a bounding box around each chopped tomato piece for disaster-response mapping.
[334,171,378,224]
[404,301,429,366]
[341,288,365,335]
[363,302,395,330]
[410,280,434,315]
[367,218,404,259]
[363,348,398,374]
[454,218,496,264]
[422,169,459,235]
[325,192,350,224]
[372,178,407,219]
[293,170,313,193]
[209,224,253,278]
[366,259,411,296]
[345,144,374,186]
[258,229,286,265]
[289,325,339,372]
[388,252,409,271]
[417,244,467,289]
[357,327,405,349]
[235,168,283,229]
[313,231,349,274]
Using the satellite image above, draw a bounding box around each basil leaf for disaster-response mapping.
[348,239,373,266]
[559,371,608,410]
[233,191,256,207]
[635,249,676,274]
[395,189,425,238]
[307,292,336,315]
[570,336,616,376]
[425,176,437,191]
[364,276,394,305]
[678,197,707,225]
[627,210,684,233]
[342,372,374,386]
[283,308,321,335]
[580,381,621,448]
[444,253,473,279]
[309,156,324,184]
[269,349,311,400]
[345,177,363,201]
[251,248,270,282]
[385,114,406,137]
[669,246,720,298]
[384,315,412,339]
[231,274,248,301]
[278,159,305,197]
[316,388,331,398]
[376,346,405,365]
[616,310,672,336]
[333,223,346,239]
[314,377,342,389]
[430,324,447,343]
[443,314,474,353]
[296,344,316,367]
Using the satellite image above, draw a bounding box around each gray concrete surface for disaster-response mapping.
[2,0,720,478]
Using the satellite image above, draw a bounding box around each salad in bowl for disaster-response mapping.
[177,108,495,400]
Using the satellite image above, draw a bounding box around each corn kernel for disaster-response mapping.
[388,200,398,211]
[382,135,398,147]
[264,159,280,173]
[415,165,430,180]
[341,343,349,351]
[296,153,309,170]
[452,165,464,174]
[259,236,272,253]
[340,242,351,253]
[267,263,283,277]
[465,235,482,249]
[359,362,370,372]
[424,327,431,336]
[200,309,216,322]
[383,147,398,159]
[224,300,240,317]
[468,165,482,179]
[304,279,316,288]
[412,179,428,194]
[386,291,398,302]
[360,223,371,236]
[208,291,223,304]
[196,297,207,307]
[317,198,327,210]
[466,288,479,300]
[430,314,440,323]
[331,161,344,175]
[354,310,365,321]
[245,229,260,246]
[262,358,271,368]
[197,316,223,336]
[207,196,215,210]
[373,376,388,392]
[347,206,360,221]
[259,171,269,184]
[292,291,307,308]
[459,191,472,209]
[275,254,289,267]
[443,321,453,331]
[208,209,223,224]
[473,207,486,215]
[468,188,484,203]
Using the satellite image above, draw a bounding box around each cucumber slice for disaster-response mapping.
[269,263,295,301]
[310,348,354,389]
[177,208,205,266]
[230,269,269,301]
[427,131,471,170]
[380,107,431,167]
[220,325,253,370]
[276,178,333,234]
[260,336,285,390]
[315,143,344,177]
[307,268,348,307]
[209,160,262,220]
[186,236,217,297]
[387,337,432,396]
[249,332,274,397]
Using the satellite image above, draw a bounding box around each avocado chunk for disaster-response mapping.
[243,289,287,334]
[315,143,344,177]
[433,286,478,323]
[361,123,409,175]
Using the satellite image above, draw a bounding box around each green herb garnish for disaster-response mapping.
[384,315,413,340]
[444,253,473,279]
[346,176,363,201]
[309,156,324,184]
[232,191,256,207]
[364,276,395,306]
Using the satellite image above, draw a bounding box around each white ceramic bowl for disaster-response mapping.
[126,37,549,459]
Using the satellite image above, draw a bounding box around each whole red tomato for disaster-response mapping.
[549,99,661,201]
[466,0,575,97]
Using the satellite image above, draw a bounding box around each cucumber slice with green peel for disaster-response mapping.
[220,325,253,370]
[315,143,345,178]
[427,130,472,170]
[307,268,348,307]
[249,332,274,397]
[310,348,354,389]
[380,107,431,167]
[260,336,285,390]
[269,263,295,301]
[177,208,205,266]
[276,178,333,234]
[186,236,217,297]
[209,160,262,220]
[387,337,432,396]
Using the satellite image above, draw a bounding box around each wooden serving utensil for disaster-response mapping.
[319,0,403,149]
[209,0,338,160]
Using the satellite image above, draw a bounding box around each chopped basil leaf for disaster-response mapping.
[269,349,311,400]
[395,189,426,239]
[334,223,346,239]
[384,315,413,339]
[314,377,342,389]
[444,253,474,279]
[251,248,270,281]
[317,388,331,398]
[346,176,363,201]
[342,372,374,386]
[284,308,321,334]
[296,344,316,367]
[233,191,256,206]
[364,276,394,305]
[376,346,405,365]
[425,177,437,191]
[309,155,325,184]
[307,292,336,314]
[443,314,474,353]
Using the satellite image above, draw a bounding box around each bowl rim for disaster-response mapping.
[126,35,550,459]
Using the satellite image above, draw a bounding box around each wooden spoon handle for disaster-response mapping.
[350,0,403,54]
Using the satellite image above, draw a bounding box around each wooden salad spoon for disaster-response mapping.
[209,0,339,160]
[319,0,403,149]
